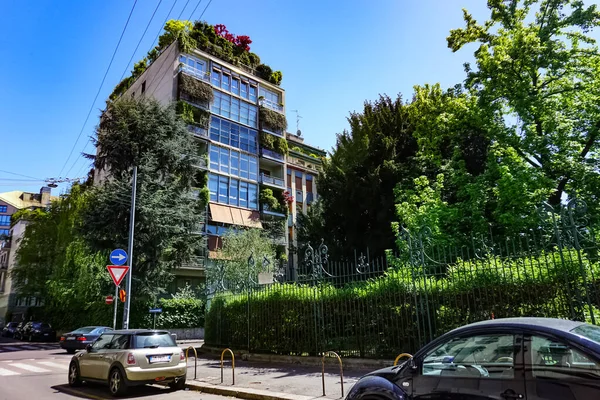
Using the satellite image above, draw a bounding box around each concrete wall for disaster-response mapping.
[169,327,204,340]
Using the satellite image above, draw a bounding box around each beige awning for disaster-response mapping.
[231,208,245,226]
[242,209,263,229]
[209,203,234,225]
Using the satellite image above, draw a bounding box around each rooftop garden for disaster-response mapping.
[109,20,283,101]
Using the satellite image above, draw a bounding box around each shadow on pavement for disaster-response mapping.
[52,383,178,399]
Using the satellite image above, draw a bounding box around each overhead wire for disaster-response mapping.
[176,0,192,19]
[59,0,140,179]
[187,0,203,20]
[0,169,43,181]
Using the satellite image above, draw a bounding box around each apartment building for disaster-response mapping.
[111,27,324,283]
[0,187,55,322]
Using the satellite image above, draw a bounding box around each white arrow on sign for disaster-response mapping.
[111,254,127,262]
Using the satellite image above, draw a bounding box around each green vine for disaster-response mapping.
[260,132,289,155]
[179,73,214,104]
[259,188,288,215]
[176,101,209,127]
[260,107,288,133]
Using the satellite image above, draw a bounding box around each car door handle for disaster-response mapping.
[501,389,524,399]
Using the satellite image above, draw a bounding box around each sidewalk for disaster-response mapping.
[184,353,377,400]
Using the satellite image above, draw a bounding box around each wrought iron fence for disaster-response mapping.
[205,200,600,359]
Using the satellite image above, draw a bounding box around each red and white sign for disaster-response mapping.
[105,295,114,305]
[107,265,130,286]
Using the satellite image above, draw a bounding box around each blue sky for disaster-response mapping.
[0,0,563,193]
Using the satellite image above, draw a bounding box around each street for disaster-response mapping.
[0,337,222,400]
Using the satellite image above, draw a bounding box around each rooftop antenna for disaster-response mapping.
[291,110,303,137]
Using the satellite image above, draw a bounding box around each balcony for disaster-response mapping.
[259,98,284,113]
[180,64,210,83]
[262,204,286,218]
[192,157,208,170]
[260,148,285,163]
[260,173,285,189]
[188,124,208,139]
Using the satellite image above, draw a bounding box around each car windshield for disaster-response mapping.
[72,327,97,334]
[571,324,600,344]
[132,333,176,349]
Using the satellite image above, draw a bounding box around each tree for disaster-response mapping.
[207,228,276,290]
[448,0,600,211]
[84,98,205,297]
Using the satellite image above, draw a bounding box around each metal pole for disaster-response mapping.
[113,285,118,329]
[123,166,137,329]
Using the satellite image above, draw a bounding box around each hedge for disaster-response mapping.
[179,73,214,105]
[259,107,287,133]
[205,250,600,358]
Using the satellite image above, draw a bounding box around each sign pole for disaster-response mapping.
[123,166,137,329]
[113,285,118,329]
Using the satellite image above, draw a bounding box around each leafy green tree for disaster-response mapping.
[84,98,205,297]
[448,0,600,211]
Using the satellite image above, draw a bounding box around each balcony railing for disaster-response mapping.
[262,204,286,217]
[259,98,284,113]
[180,64,210,82]
[261,148,285,162]
[260,173,285,188]
[193,156,208,169]
[188,124,208,139]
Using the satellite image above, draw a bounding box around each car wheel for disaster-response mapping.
[68,362,82,387]
[169,376,186,391]
[109,368,127,397]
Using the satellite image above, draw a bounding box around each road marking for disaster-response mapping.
[20,345,38,350]
[9,363,51,373]
[0,368,19,376]
[2,346,20,351]
[38,361,68,369]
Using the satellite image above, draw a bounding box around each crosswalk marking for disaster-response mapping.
[20,345,38,350]
[1,347,19,351]
[38,361,68,369]
[9,363,51,373]
[0,368,19,376]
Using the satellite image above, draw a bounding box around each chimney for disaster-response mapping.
[40,187,51,206]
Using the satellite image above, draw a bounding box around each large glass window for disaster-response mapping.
[240,154,249,179]
[529,335,600,380]
[179,54,208,80]
[212,90,258,128]
[0,229,9,237]
[209,175,218,202]
[209,116,258,154]
[209,144,258,181]
[229,180,238,206]
[422,334,516,379]
[210,146,219,170]
[231,78,240,96]
[259,87,280,104]
[231,151,239,176]
[0,206,7,213]
[0,216,10,226]
[220,147,229,174]
[240,81,249,99]
[221,73,230,92]
[249,157,258,181]
[249,184,258,210]
[239,182,248,208]
[249,85,257,102]
[219,176,228,203]
[208,174,258,210]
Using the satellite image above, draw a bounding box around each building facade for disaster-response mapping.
[0,187,55,323]
[114,38,324,283]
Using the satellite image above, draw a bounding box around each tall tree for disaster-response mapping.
[448,0,600,210]
[84,98,206,297]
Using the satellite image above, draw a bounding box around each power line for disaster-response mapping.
[188,0,203,20]
[150,0,180,49]
[117,0,164,84]
[58,0,140,178]
[177,0,192,19]
[198,0,213,19]
[0,169,43,181]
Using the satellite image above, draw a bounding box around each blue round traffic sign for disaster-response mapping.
[109,249,128,266]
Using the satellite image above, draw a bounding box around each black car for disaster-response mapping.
[1,322,19,338]
[21,321,56,342]
[347,318,600,400]
[60,326,112,354]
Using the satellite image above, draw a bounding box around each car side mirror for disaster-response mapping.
[86,344,93,352]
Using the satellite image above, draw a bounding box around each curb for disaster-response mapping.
[186,381,323,400]
[197,344,393,370]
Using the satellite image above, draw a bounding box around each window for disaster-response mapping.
[180,54,208,79]
[209,145,258,181]
[212,68,220,87]
[212,90,258,128]
[219,176,229,204]
[249,157,258,181]
[231,151,239,176]
[529,335,600,380]
[229,179,239,206]
[92,334,115,351]
[210,146,219,170]
[132,332,176,349]
[296,190,303,203]
[249,184,258,210]
[209,175,218,202]
[240,154,249,179]
[422,334,516,379]
[249,85,257,102]
[111,334,130,350]
[222,73,230,92]
[0,216,10,226]
[209,116,258,154]
[220,147,229,174]
[0,229,9,237]
[240,81,248,99]
[239,182,248,208]
[231,78,240,95]
[0,206,7,213]
[141,80,146,94]
[259,87,280,104]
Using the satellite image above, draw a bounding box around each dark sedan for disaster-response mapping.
[22,321,56,342]
[59,326,112,354]
[1,322,19,338]
[347,317,600,400]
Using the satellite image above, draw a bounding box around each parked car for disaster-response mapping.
[68,329,186,396]
[13,322,26,340]
[60,326,113,354]
[22,321,56,342]
[1,322,19,338]
[346,318,600,400]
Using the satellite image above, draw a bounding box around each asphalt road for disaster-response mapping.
[0,336,222,400]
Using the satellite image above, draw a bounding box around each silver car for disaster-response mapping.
[67,329,187,397]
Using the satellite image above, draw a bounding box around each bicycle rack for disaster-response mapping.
[393,353,413,366]
[220,348,235,385]
[322,351,344,398]
[185,346,198,379]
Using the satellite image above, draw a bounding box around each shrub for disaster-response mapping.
[179,73,214,105]
[260,107,288,132]
[176,101,209,127]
